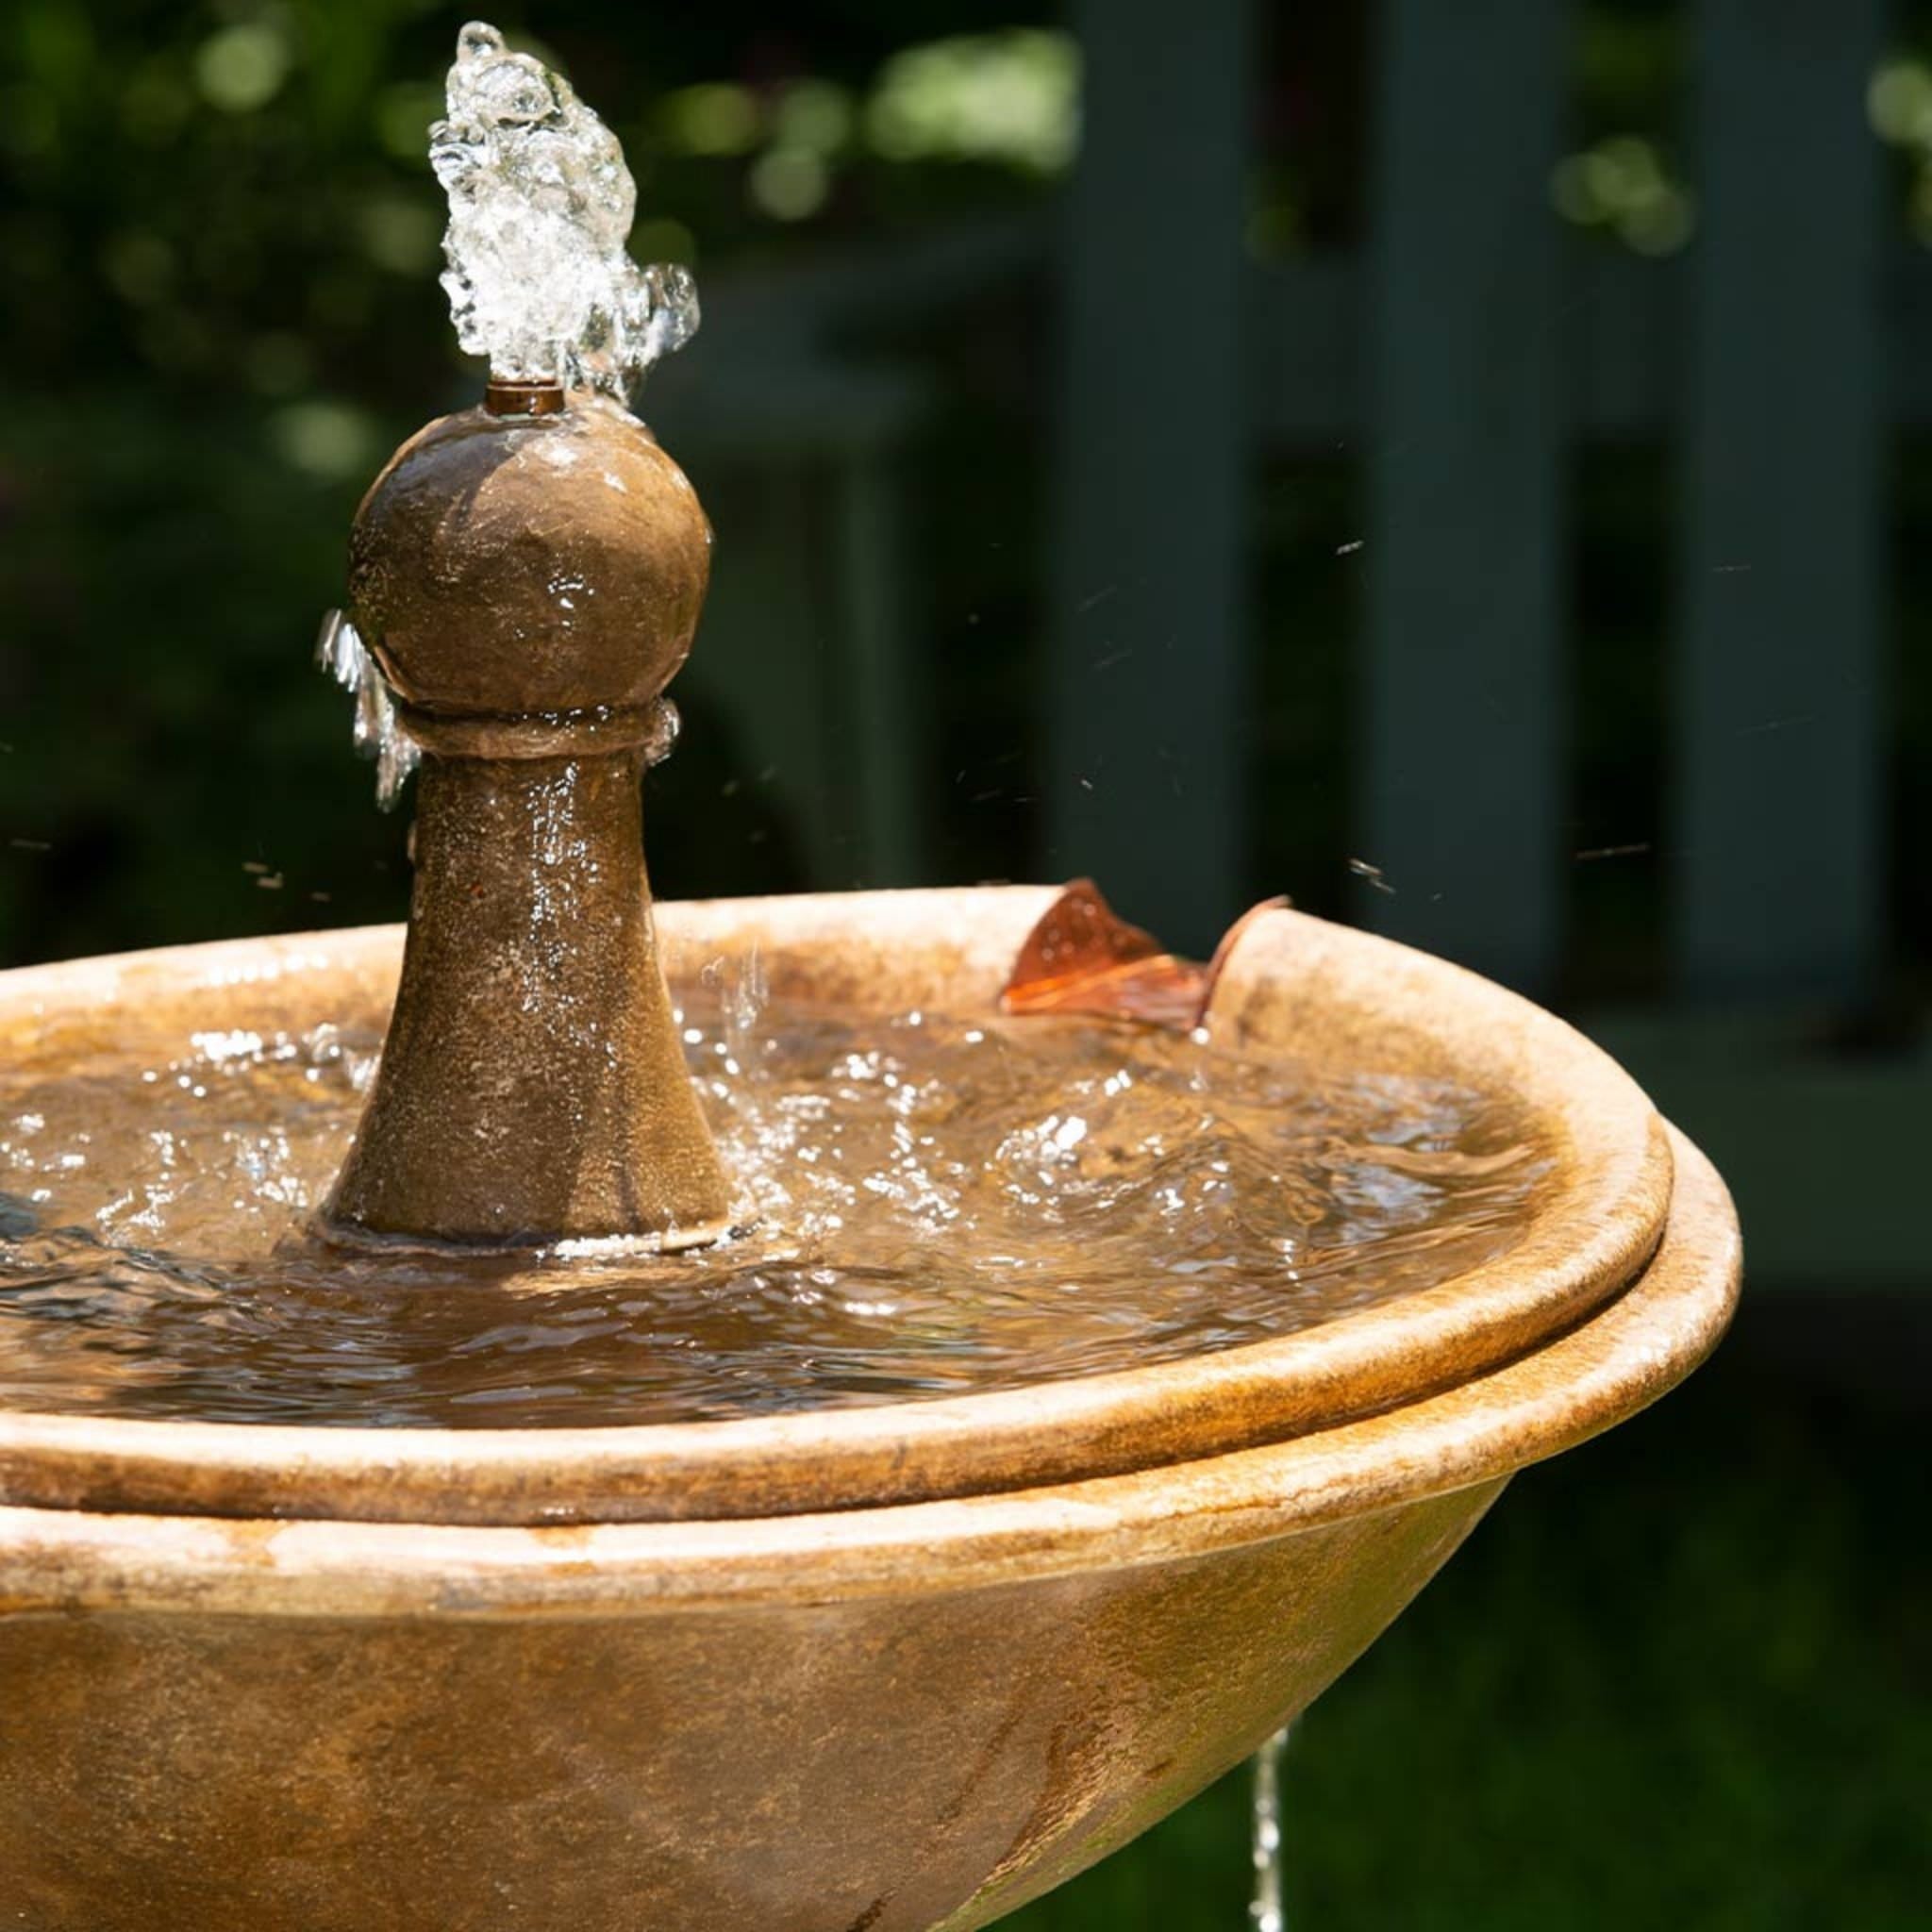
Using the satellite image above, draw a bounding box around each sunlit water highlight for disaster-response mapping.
[0,992,1550,1427]
[1250,1724,1291,1932]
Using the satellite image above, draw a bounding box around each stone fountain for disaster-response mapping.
[0,26,1739,1932]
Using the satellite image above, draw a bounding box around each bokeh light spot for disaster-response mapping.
[358,195,441,275]
[863,30,1079,175]
[749,146,829,222]
[194,24,292,116]
[659,83,760,158]
[270,401,379,482]
[774,80,854,157]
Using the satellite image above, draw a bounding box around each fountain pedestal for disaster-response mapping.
[0,887,1741,1932]
[322,388,730,1248]
[0,27,1741,1927]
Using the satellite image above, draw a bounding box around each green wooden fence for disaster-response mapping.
[666,0,1899,997]
[655,0,1922,1287]
[1058,0,1891,996]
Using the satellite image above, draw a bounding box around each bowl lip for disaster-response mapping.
[0,1126,1739,1617]
[0,887,1672,1525]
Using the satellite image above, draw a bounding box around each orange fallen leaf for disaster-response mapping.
[999,880,1288,1032]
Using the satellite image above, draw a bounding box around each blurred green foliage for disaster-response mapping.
[1012,1321,1930,1930]
[0,0,1079,964]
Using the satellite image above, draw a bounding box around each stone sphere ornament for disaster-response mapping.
[316,24,728,1250]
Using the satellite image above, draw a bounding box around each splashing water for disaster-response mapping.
[0,994,1553,1427]
[314,608,679,801]
[315,609,419,809]
[431,21,698,399]
[1250,1724,1291,1932]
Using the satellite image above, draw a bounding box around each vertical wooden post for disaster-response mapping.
[839,449,924,886]
[1048,0,1256,956]
[1678,0,1886,1001]
[1361,0,1570,991]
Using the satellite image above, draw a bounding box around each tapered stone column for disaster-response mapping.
[321,384,730,1248]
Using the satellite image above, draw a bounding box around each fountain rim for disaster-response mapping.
[0,888,1674,1524]
[0,1126,1738,1616]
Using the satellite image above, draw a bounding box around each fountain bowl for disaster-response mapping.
[0,889,1738,1931]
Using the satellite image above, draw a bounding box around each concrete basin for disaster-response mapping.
[0,890,1738,1930]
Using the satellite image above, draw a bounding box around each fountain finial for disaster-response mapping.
[316,28,729,1251]
[431,21,697,400]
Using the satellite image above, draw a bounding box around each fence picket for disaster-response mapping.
[1047,0,1257,955]
[1360,0,1571,991]
[1678,0,1888,1000]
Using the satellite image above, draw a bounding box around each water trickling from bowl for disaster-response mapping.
[1250,1724,1292,1932]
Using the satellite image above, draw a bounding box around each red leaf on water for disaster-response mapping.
[999,879,1288,1032]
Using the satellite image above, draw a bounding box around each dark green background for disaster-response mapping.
[1,5,1924,1925]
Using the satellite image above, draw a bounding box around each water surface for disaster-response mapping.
[0,991,1550,1427]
